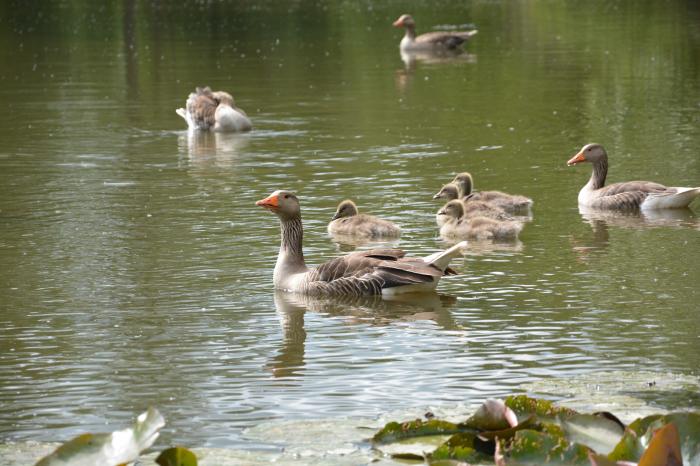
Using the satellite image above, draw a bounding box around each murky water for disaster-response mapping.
[1,0,699,459]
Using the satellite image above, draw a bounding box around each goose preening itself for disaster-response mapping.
[328,200,401,239]
[452,173,534,213]
[176,86,252,132]
[433,183,512,226]
[438,200,523,241]
[393,14,477,52]
[567,144,700,210]
[257,190,466,296]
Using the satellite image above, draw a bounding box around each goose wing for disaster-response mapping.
[186,87,218,130]
[415,31,477,48]
[589,181,668,209]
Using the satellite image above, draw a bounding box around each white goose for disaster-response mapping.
[257,190,465,296]
[567,143,700,210]
[176,86,252,132]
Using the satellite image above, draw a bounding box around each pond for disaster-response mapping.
[0,0,699,462]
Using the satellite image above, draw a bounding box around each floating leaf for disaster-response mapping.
[559,414,625,455]
[156,446,198,466]
[374,434,451,459]
[637,423,682,466]
[498,429,592,465]
[372,419,460,444]
[35,407,165,466]
[461,399,519,431]
[427,432,488,463]
[505,395,578,421]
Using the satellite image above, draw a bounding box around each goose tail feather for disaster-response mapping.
[423,241,467,272]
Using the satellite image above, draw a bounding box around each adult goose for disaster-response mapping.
[567,143,700,210]
[433,183,512,226]
[257,190,466,296]
[328,200,401,239]
[393,14,477,52]
[176,86,252,132]
[438,200,523,241]
[452,173,533,213]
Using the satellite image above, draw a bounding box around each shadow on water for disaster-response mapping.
[267,291,460,378]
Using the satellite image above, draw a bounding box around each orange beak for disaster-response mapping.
[256,194,279,209]
[393,18,403,27]
[567,151,586,166]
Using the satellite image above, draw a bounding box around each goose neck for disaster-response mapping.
[589,157,608,190]
[278,215,306,268]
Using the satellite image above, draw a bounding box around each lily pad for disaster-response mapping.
[156,446,198,466]
[637,423,682,466]
[35,407,165,466]
[505,395,578,421]
[372,419,461,444]
[498,429,592,465]
[558,414,624,455]
[427,432,490,463]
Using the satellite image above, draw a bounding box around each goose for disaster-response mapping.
[393,14,477,52]
[257,190,466,296]
[176,86,252,132]
[438,200,523,241]
[567,143,700,210]
[452,172,533,213]
[328,200,401,239]
[433,183,512,226]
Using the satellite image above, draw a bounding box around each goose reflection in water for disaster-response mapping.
[177,129,250,168]
[571,205,699,261]
[266,291,460,378]
[395,49,476,92]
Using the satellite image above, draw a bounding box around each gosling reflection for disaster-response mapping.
[177,129,250,167]
[267,291,460,378]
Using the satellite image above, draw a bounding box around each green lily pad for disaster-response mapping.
[156,446,198,466]
[374,434,451,460]
[35,407,165,466]
[505,395,578,421]
[498,429,592,465]
[427,432,491,463]
[372,419,460,444]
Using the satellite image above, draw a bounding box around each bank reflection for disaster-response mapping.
[267,291,460,378]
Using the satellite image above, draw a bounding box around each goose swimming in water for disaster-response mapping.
[567,143,700,210]
[328,200,401,239]
[452,172,533,213]
[438,200,523,241]
[433,183,512,226]
[392,14,477,52]
[257,190,465,296]
[176,86,252,132]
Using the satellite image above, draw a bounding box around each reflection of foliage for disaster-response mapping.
[373,396,700,465]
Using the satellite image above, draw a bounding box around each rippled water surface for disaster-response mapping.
[1,0,699,457]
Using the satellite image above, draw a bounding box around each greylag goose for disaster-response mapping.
[452,172,534,213]
[257,190,466,296]
[393,14,477,52]
[176,86,252,132]
[438,200,523,241]
[567,143,700,210]
[328,200,401,239]
[433,183,512,226]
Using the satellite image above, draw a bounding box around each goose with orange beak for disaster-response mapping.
[256,190,465,296]
[567,143,700,210]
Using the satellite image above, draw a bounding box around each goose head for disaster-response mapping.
[437,200,465,220]
[452,172,474,195]
[567,143,607,166]
[256,190,300,220]
[393,14,415,29]
[331,200,359,220]
[212,91,235,107]
[433,183,460,200]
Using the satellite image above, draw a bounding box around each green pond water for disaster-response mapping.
[1,0,699,463]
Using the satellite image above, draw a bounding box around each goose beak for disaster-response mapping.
[393,18,403,27]
[437,209,446,215]
[256,194,279,210]
[432,192,442,199]
[567,151,586,166]
[331,212,340,221]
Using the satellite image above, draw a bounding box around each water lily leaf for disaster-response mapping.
[374,434,451,459]
[637,423,682,466]
[498,429,592,465]
[372,419,460,444]
[559,414,625,455]
[505,395,578,422]
[460,399,519,431]
[35,407,165,466]
[587,453,636,466]
[155,446,198,466]
[427,432,490,463]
